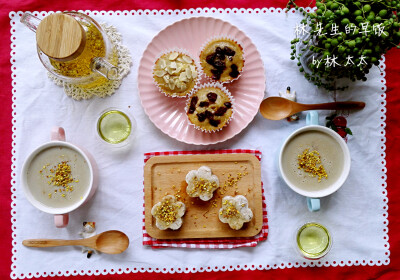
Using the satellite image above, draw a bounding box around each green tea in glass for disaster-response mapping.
[296,222,332,259]
[97,109,134,145]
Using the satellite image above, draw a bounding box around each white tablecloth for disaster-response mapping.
[10,8,388,278]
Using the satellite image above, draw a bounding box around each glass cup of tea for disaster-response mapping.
[96,108,136,146]
[295,222,332,259]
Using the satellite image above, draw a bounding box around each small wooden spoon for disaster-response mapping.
[259,96,365,120]
[22,230,129,254]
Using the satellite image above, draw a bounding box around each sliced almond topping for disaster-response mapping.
[159,59,167,69]
[190,65,197,78]
[154,70,166,77]
[168,79,176,90]
[163,75,170,83]
[166,66,175,75]
[175,82,183,89]
[182,55,193,64]
[156,52,198,92]
[176,81,187,90]
[169,62,177,69]
[169,52,179,60]
[185,67,192,79]
[179,72,188,82]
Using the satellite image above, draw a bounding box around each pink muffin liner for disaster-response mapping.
[198,35,245,84]
[185,82,235,133]
[152,48,201,98]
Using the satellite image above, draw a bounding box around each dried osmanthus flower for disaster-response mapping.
[298,149,328,182]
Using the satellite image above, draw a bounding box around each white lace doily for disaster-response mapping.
[48,24,132,100]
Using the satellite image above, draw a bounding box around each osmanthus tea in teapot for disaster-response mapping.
[46,19,107,78]
[20,12,118,85]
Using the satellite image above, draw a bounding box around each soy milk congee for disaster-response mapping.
[26,146,91,208]
[281,130,344,191]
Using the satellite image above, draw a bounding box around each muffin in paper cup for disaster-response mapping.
[153,49,200,98]
[199,36,244,83]
[185,82,235,133]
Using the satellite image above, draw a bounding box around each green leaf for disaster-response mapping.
[326,120,332,127]
[345,127,353,135]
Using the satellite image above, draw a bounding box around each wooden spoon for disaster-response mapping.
[22,230,129,254]
[259,96,365,120]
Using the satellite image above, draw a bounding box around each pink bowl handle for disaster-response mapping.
[51,127,65,141]
[54,214,69,228]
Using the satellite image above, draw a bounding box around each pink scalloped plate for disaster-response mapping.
[138,17,265,145]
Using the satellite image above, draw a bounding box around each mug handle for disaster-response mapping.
[305,111,321,212]
[54,214,69,228]
[306,111,319,125]
[52,127,67,228]
[51,127,65,141]
[307,197,320,212]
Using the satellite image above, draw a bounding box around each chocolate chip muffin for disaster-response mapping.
[153,51,199,97]
[186,84,234,132]
[199,38,244,83]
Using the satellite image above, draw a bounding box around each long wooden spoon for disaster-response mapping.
[259,96,366,120]
[22,230,129,254]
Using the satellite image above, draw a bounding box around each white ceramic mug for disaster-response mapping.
[21,127,99,227]
[278,111,351,211]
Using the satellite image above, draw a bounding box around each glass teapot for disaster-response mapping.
[20,12,118,85]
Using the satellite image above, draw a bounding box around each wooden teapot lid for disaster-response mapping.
[36,13,86,61]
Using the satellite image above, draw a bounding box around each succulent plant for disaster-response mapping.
[287,0,400,91]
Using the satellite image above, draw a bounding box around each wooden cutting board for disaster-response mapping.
[144,154,263,239]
